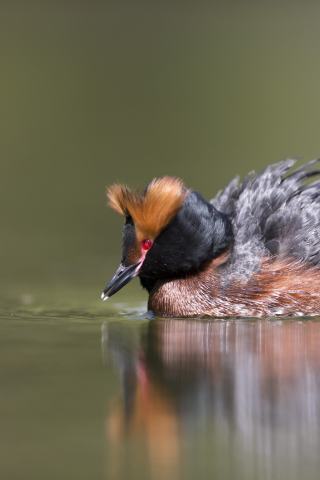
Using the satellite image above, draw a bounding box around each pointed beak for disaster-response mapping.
[101,261,140,300]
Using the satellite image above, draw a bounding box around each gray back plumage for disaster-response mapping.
[210,159,320,280]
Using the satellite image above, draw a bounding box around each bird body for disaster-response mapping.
[102,159,320,318]
[148,257,320,317]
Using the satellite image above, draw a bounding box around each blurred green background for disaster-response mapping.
[1,0,320,301]
[1,3,320,479]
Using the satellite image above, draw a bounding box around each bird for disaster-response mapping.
[101,159,320,318]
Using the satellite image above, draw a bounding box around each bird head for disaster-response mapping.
[101,176,233,300]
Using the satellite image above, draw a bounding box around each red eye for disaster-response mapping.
[142,239,153,250]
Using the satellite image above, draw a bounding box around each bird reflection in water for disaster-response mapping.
[103,319,320,480]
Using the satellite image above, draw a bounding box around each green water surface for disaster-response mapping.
[2,285,320,480]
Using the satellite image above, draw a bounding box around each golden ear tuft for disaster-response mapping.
[107,177,190,241]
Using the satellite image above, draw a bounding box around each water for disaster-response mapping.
[103,316,320,480]
[2,290,320,480]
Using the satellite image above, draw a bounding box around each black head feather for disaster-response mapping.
[133,191,233,285]
[118,190,234,292]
